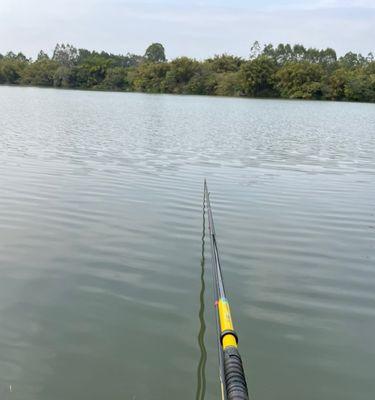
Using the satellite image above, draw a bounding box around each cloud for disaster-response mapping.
[269,0,375,10]
[0,0,374,59]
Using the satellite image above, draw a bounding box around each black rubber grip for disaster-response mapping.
[223,346,249,400]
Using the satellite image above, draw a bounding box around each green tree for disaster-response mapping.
[53,43,78,67]
[144,43,166,63]
[1,41,374,103]
[74,58,111,88]
[53,66,73,88]
[206,54,243,73]
[240,56,277,97]
[185,64,217,95]
[215,72,242,96]
[102,67,129,90]
[275,62,324,99]
[318,48,337,65]
[249,41,262,60]
[21,59,58,86]
[37,50,50,61]
[0,58,28,84]
[322,68,350,100]
[339,52,366,69]
[344,68,375,102]
[164,57,199,93]
[130,62,170,92]
[4,51,29,62]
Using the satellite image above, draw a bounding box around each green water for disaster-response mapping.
[0,86,374,400]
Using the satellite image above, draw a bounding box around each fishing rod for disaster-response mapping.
[204,180,249,400]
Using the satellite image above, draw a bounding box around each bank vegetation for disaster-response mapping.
[1,42,374,102]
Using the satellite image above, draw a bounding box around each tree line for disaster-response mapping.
[0,42,374,102]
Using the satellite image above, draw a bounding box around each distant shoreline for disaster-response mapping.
[1,83,374,105]
[1,41,374,103]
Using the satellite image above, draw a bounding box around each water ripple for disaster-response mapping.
[0,86,374,400]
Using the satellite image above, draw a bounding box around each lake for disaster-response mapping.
[0,86,374,400]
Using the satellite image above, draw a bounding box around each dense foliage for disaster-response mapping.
[1,42,374,102]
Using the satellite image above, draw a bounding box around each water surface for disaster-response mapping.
[0,86,374,400]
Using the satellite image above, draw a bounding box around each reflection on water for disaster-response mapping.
[195,192,207,400]
[0,86,374,400]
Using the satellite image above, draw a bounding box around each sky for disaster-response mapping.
[0,0,374,59]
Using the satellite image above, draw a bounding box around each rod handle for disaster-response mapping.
[223,346,249,400]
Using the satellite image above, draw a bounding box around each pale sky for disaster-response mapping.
[0,0,374,59]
